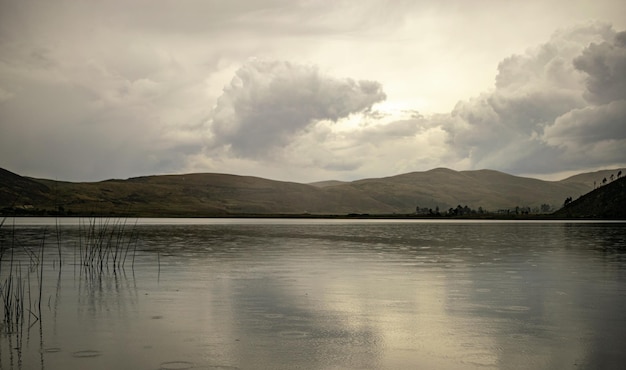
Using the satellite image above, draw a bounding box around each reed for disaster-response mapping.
[78,217,138,272]
[0,216,139,336]
[0,221,43,334]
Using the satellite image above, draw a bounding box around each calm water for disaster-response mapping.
[1,218,625,369]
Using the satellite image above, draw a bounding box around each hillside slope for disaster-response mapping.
[553,176,626,219]
[1,166,623,216]
[560,169,623,187]
[27,173,397,216]
[328,168,593,213]
[0,167,51,207]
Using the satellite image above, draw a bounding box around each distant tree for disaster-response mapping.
[603,177,607,185]
[540,204,551,213]
[564,196,573,207]
[610,174,615,182]
[618,170,622,178]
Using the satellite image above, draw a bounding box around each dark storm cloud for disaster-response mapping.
[543,30,626,167]
[209,59,386,158]
[573,31,626,104]
[547,100,626,144]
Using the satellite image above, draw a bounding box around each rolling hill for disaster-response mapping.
[552,176,626,219]
[1,166,624,217]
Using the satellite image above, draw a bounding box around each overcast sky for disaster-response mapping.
[1,0,625,183]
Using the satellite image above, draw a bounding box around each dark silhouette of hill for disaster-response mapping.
[0,167,51,207]
[552,176,626,219]
[1,166,624,217]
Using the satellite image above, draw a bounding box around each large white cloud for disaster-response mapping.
[439,23,626,175]
[208,59,386,158]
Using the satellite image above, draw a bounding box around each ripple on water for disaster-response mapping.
[278,330,309,339]
[496,305,531,313]
[42,347,62,353]
[160,360,194,370]
[264,313,284,319]
[72,350,102,358]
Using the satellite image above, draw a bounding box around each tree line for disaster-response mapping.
[593,170,622,189]
[415,203,554,217]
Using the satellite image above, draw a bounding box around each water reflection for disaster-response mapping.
[0,220,625,369]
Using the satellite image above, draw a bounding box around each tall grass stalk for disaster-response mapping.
[1,216,139,337]
[1,257,41,334]
[38,229,45,315]
[0,222,44,335]
[55,218,62,267]
[78,217,138,273]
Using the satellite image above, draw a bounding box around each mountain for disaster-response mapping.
[1,166,624,217]
[3,171,397,216]
[552,176,626,219]
[332,168,592,213]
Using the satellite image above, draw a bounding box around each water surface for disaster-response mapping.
[1,218,625,369]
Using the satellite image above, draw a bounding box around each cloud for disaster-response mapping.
[440,22,626,175]
[208,59,386,158]
[2,1,626,183]
[0,87,14,103]
[573,31,626,104]
[0,34,209,181]
[199,23,626,181]
[546,100,626,144]
[541,29,626,169]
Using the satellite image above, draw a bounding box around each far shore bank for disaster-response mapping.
[2,212,622,221]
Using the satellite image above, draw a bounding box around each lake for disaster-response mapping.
[1,218,625,369]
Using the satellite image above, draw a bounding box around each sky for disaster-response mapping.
[1,0,625,183]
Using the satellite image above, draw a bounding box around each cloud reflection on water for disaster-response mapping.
[1,220,625,369]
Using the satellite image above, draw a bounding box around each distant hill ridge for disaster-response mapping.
[1,166,624,217]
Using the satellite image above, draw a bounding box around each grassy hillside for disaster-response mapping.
[0,167,51,208]
[25,174,390,216]
[1,166,622,217]
[560,169,624,187]
[331,168,594,213]
[552,176,626,219]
